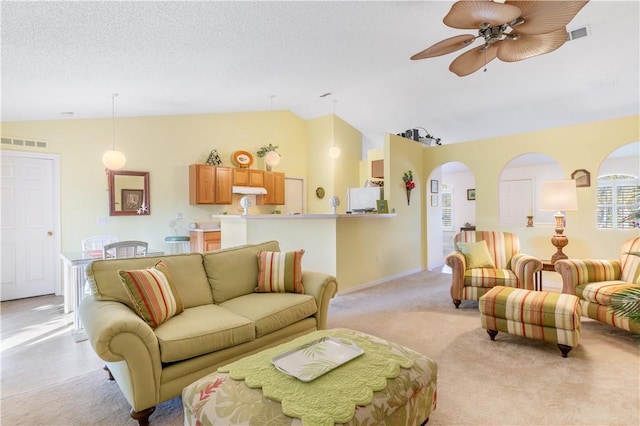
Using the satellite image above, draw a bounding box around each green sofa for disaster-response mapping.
[79,240,338,425]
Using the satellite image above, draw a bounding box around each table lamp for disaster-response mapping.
[540,179,578,263]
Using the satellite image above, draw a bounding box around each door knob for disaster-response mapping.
[47,231,53,236]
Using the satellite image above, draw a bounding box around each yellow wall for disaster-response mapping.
[306,114,362,213]
[2,111,310,251]
[423,115,640,260]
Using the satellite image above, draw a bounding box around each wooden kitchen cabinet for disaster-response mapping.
[257,171,285,205]
[189,230,221,252]
[232,168,265,187]
[189,165,232,204]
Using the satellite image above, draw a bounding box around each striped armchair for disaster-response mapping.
[445,231,542,308]
[555,237,640,334]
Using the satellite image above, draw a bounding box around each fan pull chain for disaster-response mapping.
[483,45,488,73]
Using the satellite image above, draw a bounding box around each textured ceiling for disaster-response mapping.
[2,1,639,152]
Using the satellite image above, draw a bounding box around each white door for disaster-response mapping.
[284,177,304,214]
[1,153,57,300]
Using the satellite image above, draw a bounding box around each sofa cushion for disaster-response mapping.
[154,304,255,363]
[457,240,495,269]
[256,250,305,293]
[204,241,281,303]
[576,281,636,306]
[464,268,517,287]
[118,261,184,329]
[157,254,213,308]
[219,293,317,338]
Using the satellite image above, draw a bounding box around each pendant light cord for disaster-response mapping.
[112,93,118,150]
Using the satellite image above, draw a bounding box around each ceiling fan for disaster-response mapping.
[411,0,589,77]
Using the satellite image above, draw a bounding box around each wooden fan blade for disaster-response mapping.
[505,1,589,35]
[411,35,477,60]
[449,44,499,77]
[444,1,522,30]
[497,28,568,62]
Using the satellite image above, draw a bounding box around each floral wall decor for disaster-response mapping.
[403,170,415,205]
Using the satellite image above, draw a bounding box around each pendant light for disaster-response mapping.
[328,99,341,159]
[102,93,126,170]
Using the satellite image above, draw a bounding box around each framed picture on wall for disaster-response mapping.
[431,195,438,207]
[121,189,143,211]
[571,169,591,187]
[430,180,439,194]
[467,188,476,201]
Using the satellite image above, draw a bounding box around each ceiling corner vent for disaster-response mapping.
[568,25,590,41]
[1,136,48,149]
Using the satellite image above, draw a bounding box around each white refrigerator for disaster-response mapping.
[346,187,383,212]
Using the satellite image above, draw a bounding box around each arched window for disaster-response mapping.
[596,174,640,229]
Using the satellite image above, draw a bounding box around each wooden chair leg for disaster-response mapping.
[130,406,155,426]
[103,365,114,381]
[487,329,498,341]
[558,344,572,358]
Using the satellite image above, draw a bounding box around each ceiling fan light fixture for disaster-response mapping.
[411,0,589,76]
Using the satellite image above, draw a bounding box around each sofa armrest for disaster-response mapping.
[510,253,542,290]
[79,297,162,370]
[555,259,622,295]
[302,271,338,330]
[445,251,466,300]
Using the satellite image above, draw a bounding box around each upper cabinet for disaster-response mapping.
[233,168,265,187]
[189,165,232,204]
[257,171,285,205]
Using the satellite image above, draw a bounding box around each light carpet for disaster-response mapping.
[1,270,638,425]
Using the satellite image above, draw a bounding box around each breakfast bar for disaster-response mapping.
[214,213,398,293]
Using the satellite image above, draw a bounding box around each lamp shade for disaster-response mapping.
[540,180,578,211]
[102,150,126,170]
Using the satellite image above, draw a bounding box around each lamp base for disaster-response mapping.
[550,214,569,264]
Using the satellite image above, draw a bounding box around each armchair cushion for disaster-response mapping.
[457,241,496,269]
[465,268,517,287]
[576,281,634,305]
[118,261,184,329]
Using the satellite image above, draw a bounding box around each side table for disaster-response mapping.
[534,260,555,291]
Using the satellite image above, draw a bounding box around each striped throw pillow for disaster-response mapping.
[257,250,305,294]
[119,261,184,329]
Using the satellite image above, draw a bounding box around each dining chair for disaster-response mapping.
[82,236,119,254]
[103,240,149,259]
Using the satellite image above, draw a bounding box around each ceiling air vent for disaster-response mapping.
[1,136,48,149]
[568,25,589,41]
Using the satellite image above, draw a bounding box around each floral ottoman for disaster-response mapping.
[182,328,437,425]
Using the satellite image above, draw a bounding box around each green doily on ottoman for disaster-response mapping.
[218,329,413,425]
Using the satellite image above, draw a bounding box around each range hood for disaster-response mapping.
[232,185,267,195]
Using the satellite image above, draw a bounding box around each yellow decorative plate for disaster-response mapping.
[233,150,254,168]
